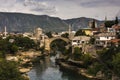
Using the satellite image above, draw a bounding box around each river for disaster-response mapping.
[27,56,91,80]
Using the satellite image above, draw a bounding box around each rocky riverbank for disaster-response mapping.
[6,49,46,80]
[56,58,103,80]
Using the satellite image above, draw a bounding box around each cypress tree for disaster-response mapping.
[91,19,96,28]
[115,16,119,25]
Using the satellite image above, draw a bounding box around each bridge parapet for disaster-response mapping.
[44,37,70,51]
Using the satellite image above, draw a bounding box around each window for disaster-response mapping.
[82,41,84,43]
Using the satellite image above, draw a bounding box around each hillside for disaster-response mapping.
[0,12,68,32]
[64,17,103,31]
[0,12,105,32]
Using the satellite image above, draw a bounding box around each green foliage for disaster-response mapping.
[0,52,4,58]
[91,19,96,28]
[63,46,72,56]
[11,45,19,54]
[87,62,103,76]
[45,32,53,38]
[74,47,82,54]
[61,33,69,38]
[95,46,120,78]
[0,59,27,80]
[89,37,95,44]
[0,36,37,55]
[115,16,119,25]
[0,39,18,55]
[75,29,86,36]
[112,53,120,77]
[81,54,92,67]
[73,47,82,60]
[14,36,36,51]
[98,47,116,62]
[105,21,115,28]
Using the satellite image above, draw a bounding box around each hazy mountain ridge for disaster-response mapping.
[64,17,103,31]
[0,12,68,32]
[0,12,107,32]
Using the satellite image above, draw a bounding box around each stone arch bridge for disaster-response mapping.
[44,37,70,51]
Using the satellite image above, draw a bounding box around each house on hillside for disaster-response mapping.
[112,24,120,32]
[95,32,116,47]
[72,36,90,47]
[107,39,120,47]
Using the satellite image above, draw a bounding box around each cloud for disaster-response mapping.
[0,0,57,15]
[0,0,119,20]
[79,0,120,7]
[23,0,57,14]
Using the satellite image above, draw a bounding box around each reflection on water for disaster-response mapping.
[28,56,90,80]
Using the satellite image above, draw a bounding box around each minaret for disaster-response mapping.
[68,25,71,35]
[104,16,107,28]
[4,26,7,37]
[105,16,107,22]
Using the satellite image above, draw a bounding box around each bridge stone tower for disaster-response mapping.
[68,25,72,40]
[34,27,43,40]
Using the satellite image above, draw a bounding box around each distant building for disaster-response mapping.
[112,24,120,32]
[58,31,76,40]
[72,36,90,47]
[23,32,33,37]
[81,28,92,36]
[107,28,116,32]
[107,39,120,47]
[34,27,43,40]
[89,19,97,29]
[95,32,116,47]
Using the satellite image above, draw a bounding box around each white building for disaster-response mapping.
[107,28,116,32]
[95,32,116,47]
[72,36,90,47]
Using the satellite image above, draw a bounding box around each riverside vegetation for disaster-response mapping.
[50,33,120,80]
[0,35,42,80]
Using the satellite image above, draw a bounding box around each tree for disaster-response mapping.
[14,37,36,50]
[73,47,82,60]
[11,45,19,54]
[112,53,120,77]
[45,32,53,38]
[115,16,119,25]
[61,33,69,38]
[91,19,96,28]
[89,37,95,44]
[75,29,85,36]
[105,21,115,28]
[0,59,28,80]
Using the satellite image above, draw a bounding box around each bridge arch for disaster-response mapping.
[45,37,70,51]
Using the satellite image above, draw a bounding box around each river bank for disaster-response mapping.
[6,49,47,80]
[55,58,103,80]
[28,55,91,80]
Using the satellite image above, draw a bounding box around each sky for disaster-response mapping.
[0,0,120,20]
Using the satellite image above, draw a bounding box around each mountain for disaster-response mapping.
[0,12,68,32]
[64,17,103,31]
[0,12,105,32]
